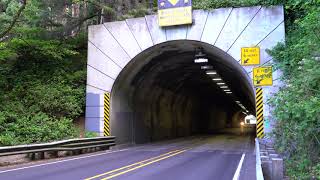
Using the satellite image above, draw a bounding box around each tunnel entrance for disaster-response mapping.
[111,40,255,144]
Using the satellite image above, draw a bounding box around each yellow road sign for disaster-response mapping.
[158,0,192,27]
[241,47,260,65]
[253,66,273,86]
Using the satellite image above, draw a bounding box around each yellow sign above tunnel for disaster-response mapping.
[158,0,193,27]
[241,47,260,65]
[168,0,179,5]
[253,66,273,86]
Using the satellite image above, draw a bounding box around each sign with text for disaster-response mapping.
[253,66,273,86]
[241,47,260,65]
[158,0,192,27]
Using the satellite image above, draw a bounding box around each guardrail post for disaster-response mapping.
[29,153,35,160]
[32,152,44,160]
[52,151,58,158]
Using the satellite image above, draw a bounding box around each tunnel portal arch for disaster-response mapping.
[85,6,285,143]
[111,40,255,144]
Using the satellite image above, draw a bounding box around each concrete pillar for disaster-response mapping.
[272,158,284,180]
[261,160,272,180]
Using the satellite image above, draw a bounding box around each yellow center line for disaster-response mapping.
[100,149,188,180]
[84,149,183,180]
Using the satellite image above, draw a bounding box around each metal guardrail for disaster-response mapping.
[0,136,116,157]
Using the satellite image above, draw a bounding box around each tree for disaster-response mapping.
[0,0,27,40]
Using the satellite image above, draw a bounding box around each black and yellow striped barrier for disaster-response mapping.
[104,92,111,136]
[256,88,264,139]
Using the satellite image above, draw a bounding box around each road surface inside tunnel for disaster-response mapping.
[0,128,256,180]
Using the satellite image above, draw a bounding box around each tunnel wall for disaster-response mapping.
[131,87,197,144]
[85,6,285,137]
[207,106,228,131]
[112,81,238,144]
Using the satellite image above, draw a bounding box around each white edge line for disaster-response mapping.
[232,153,246,180]
[0,149,129,174]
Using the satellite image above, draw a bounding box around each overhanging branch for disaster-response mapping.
[0,0,27,40]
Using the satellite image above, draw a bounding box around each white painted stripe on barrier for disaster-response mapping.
[0,149,129,174]
[233,153,246,180]
[256,138,265,180]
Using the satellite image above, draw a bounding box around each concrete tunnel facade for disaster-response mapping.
[85,5,285,144]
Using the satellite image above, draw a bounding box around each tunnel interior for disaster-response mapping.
[111,40,255,144]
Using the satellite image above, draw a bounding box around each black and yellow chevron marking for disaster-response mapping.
[256,88,264,139]
[104,92,111,136]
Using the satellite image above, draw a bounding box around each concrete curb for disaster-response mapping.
[255,138,264,180]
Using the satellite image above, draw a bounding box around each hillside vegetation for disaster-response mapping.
[0,0,319,178]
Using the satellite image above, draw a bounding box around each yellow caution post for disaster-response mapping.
[256,88,264,138]
[104,92,111,136]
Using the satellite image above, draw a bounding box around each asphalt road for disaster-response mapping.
[0,132,256,180]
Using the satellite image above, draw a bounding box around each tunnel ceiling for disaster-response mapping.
[114,40,255,114]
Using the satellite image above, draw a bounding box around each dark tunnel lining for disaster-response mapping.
[111,40,255,144]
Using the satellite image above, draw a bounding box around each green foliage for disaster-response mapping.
[0,34,87,146]
[268,5,320,179]
[193,0,282,10]
[0,0,151,147]
[84,131,98,138]
[118,7,150,20]
[0,112,78,146]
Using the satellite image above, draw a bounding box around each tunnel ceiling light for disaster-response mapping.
[223,89,231,92]
[194,58,208,63]
[226,92,232,94]
[220,86,228,89]
[236,101,240,103]
[217,82,225,85]
[212,78,222,81]
[201,65,213,70]
[206,70,217,75]
[240,105,247,110]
